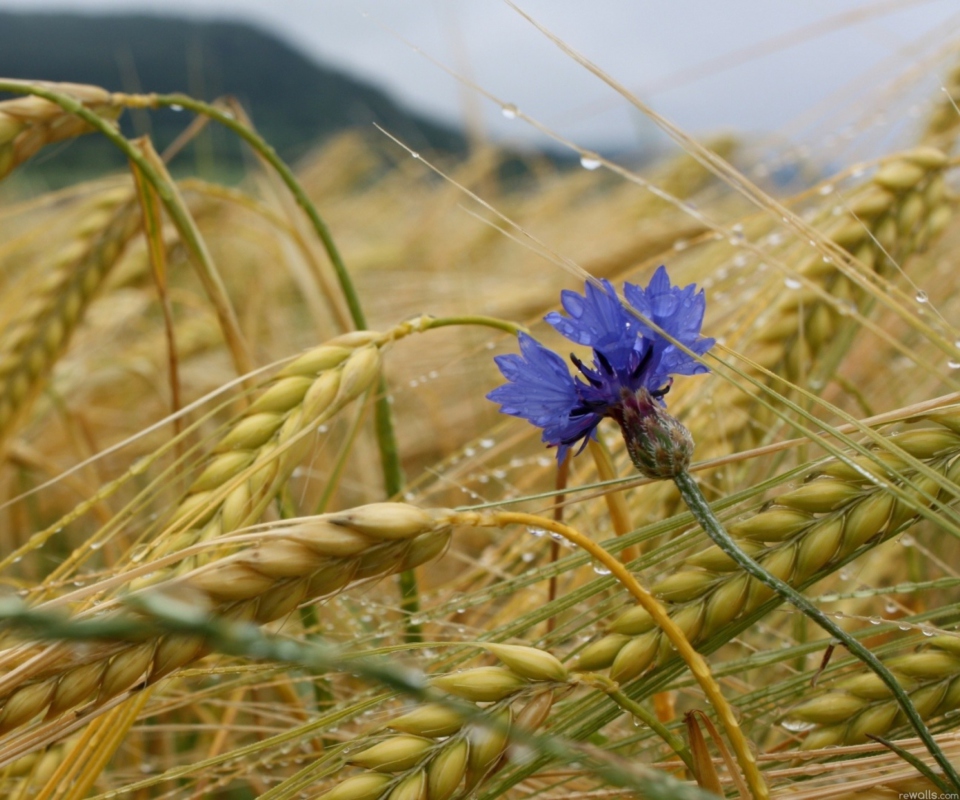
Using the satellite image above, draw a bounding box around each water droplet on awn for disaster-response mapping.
[580,156,602,170]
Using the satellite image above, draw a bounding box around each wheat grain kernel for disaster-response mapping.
[398,530,451,570]
[778,480,861,513]
[840,493,894,552]
[687,540,764,572]
[427,739,468,800]
[151,635,206,680]
[486,644,567,682]
[430,667,526,702]
[846,702,900,744]
[610,631,659,684]
[287,524,376,557]
[332,503,438,540]
[515,689,555,731]
[910,683,948,718]
[48,661,107,715]
[791,692,866,723]
[849,186,895,218]
[886,651,960,679]
[609,605,656,636]
[874,161,927,191]
[464,708,511,789]
[730,508,813,542]
[891,429,960,458]
[316,772,392,800]
[801,725,845,750]
[255,578,309,621]
[902,146,948,168]
[97,642,155,700]
[652,570,717,602]
[575,633,632,671]
[189,562,276,600]
[703,574,749,631]
[388,704,464,738]
[0,680,56,730]
[190,452,256,493]
[388,771,425,800]
[348,735,433,772]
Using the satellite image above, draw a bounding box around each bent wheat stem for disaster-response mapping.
[452,509,770,800]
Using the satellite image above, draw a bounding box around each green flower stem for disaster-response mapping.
[672,468,960,792]
[581,673,694,771]
[418,315,528,336]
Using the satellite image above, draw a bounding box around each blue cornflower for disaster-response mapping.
[487,267,714,475]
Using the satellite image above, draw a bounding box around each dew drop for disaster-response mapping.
[884,600,897,614]
[784,278,802,290]
[580,155,602,170]
[170,104,183,112]
[916,291,929,304]
[673,238,689,251]
[898,622,911,631]
[868,617,882,626]
[411,151,421,160]
[818,184,834,196]
[899,533,915,547]
[592,562,612,576]
[781,719,816,733]
[501,103,519,119]
[526,526,547,539]
[949,360,960,370]
[479,438,495,449]
[922,627,936,637]
[521,552,535,563]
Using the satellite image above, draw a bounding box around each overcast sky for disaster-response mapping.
[4,0,960,154]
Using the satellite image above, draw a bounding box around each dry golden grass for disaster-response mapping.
[0,19,958,799]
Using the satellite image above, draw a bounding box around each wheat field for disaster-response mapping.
[0,10,959,800]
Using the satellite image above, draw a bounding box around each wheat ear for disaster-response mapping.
[576,415,960,684]
[0,194,139,450]
[692,147,951,457]
[787,634,960,749]
[0,503,453,733]
[317,644,569,800]
[0,83,123,180]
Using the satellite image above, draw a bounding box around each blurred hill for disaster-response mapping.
[0,12,466,184]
